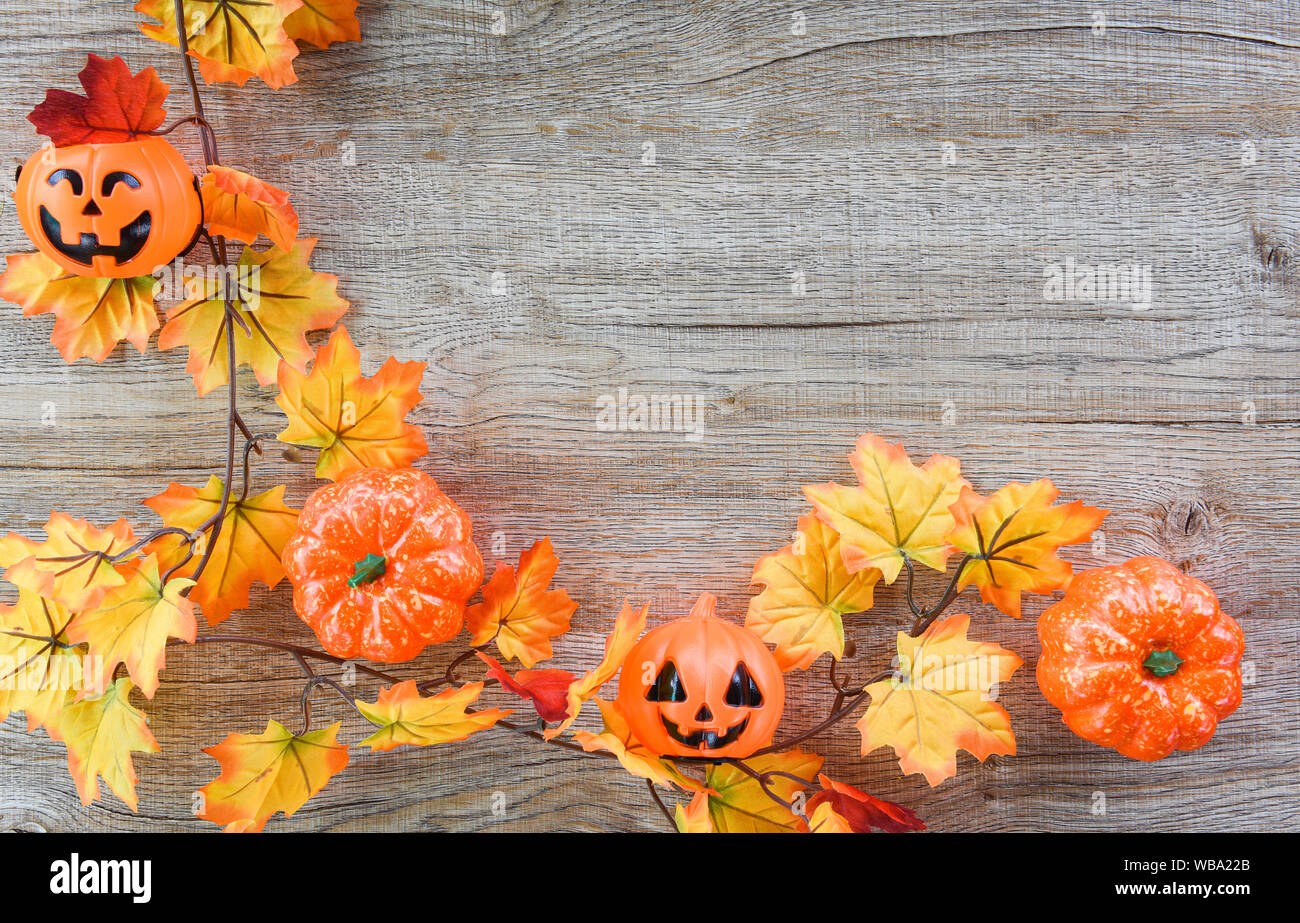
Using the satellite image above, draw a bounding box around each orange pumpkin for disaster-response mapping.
[14,136,201,278]
[615,594,784,758]
[1037,556,1243,761]
[281,467,484,663]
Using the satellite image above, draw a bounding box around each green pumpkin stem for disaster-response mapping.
[1142,648,1183,677]
[347,552,387,589]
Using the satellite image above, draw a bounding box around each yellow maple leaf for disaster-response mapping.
[544,600,647,739]
[201,165,299,252]
[466,538,577,668]
[65,556,196,698]
[703,749,823,833]
[143,477,299,625]
[573,698,702,791]
[354,681,510,752]
[947,480,1108,618]
[674,790,714,833]
[0,252,158,363]
[286,0,361,49]
[60,678,159,811]
[746,512,880,670]
[157,239,347,397]
[0,590,85,734]
[136,0,303,89]
[804,433,968,583]
[3,512,134,612]
[198,719,349,832]
[808,801,854,833]
[276,324,428,481]
[858,614,1022,786]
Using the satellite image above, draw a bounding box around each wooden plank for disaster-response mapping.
[0,0,1296,831]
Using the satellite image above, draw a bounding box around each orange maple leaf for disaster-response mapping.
[858,614,1022,786]
[60,678,159,811]
[674,790,714,833]
[3,511,134,612]
[286,0,362,49]
[572,698,703,792]
[804,433,968,583]
[198,720,349,832]
[65,556,196,698]
[136,0,303,89]
[0,590,84,735]
[947,480,1108,618]
[157,239,348,396]
[466,538,577,667]
[354,681,510,752]
[201,165,299,252]
[476,652,575,723]
[746,512,880,670]
[275,325,428,481]
[143,477,299,625]
[0,252,158,363]
[544,600,648,739]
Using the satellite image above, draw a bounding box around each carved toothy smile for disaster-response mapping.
[662,715,749,750]
[39,205,152,266]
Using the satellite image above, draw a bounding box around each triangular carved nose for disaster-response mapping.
[81,200,102,216]
[694,704,713,722]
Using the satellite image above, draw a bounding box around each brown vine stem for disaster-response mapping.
[905,554,971,637]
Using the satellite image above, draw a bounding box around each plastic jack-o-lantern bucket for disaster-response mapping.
[615,593,785,759]
[14,135,202,279]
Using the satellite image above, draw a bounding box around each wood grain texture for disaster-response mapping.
[1,0,1297,832]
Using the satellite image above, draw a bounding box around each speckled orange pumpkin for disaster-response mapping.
[1037,556,1243,761]
[281,467,483,663]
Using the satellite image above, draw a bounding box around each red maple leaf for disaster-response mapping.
[807,774,926,833]
[476,652,574,724]
[29,54,169,146]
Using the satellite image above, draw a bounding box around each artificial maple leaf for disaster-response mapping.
[354,681,510,752]
[746,512,880,670]
[703,749,823,833]
[805,433,968,583]
[544,600,648,739]
[286,0,362,48]
[65,556,196,698]
[0,252,159,363]
[947,480,1108,618]
[808,802,854,832]
[60,678,159,811]
[157,239,348,396]
[675,791,714,833]
[466,539,577,668]
[136,0,303,89]
[143,477,299,625]
[806,774,925,833]
[0,590,84,734]
[198,719,349,832]
[3,511,134,612]
[28,54,169,146]
[573,698,702,791]
[201,166,299,252]
[275,325,428,481]
[476,652,575,723]
[858,614,1022,786]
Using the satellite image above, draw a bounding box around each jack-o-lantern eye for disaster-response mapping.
[645,661,687,702]
[46,168,83,194]
[724,662,763,707]
[101,170,141,195]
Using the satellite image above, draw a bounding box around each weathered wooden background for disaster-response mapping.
[0,0,1297,832]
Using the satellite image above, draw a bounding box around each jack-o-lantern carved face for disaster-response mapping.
[615,594,784,758]
[14,136,201,279]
